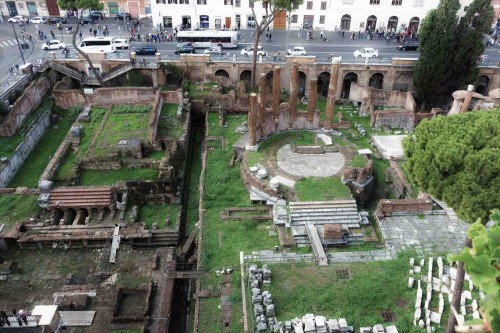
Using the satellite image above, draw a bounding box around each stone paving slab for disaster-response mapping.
[378,212,468,254]
[276,144,345,177]
[372,135,407,159]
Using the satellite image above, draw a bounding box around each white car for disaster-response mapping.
[204,46,223,55]
[42,40,66,50]
[29,16,46,24]
[8,15,27,23]
[353,48,379,58]
[112,38,129,49]
[241,45,265,57]
[287,46,307,56]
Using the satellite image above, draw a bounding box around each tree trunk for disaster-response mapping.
[250,27,261,91]
[446,237,473,333]
[72,9,104,85]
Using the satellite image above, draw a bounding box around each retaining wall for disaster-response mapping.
[0,108,51,188]
[53,86,156,108]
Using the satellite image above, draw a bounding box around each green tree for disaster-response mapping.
[249,0,303,89]
[445,0,494,93]
[56,0,104,85]
[413,0,460,102]
[403,110,500,223]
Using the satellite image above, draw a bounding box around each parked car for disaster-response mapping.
[241,45,265,57]
[204,46,223,55]
[353,47,379,58]
[8,15,27,23]
[115,13,131,20]
[134,46,157,55]
[80,16,93,24]
[287,46,307,56]
[29,16,46,24]
[397,41,419,51]
[175,44,196,54]
[90,11,104,20]
[42,39,66,50]
[112,38,129,49]
[48,16,67,24]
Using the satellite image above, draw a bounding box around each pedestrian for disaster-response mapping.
[0,311,10,326]
[50,30,55,39]
[320,30,324,39]
[35,23,39,31]
[342,30,345,38]
[15,64,19,73]
[79,31,83,41]
[93,29,97,37]
[89,27,92,35]
[351,32,355,40]
[130,57,136,67]
[268,33,272,41]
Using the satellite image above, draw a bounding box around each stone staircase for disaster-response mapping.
[289,200,361,246]
[305,223,328,266]
[101,63,132,82]
[50,62,85,81]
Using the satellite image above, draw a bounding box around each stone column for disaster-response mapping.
[258,73,267,133]
[289,63,299,127]
[272,67,281,127]
[460,85,474,114]
[248,93,258,146]
[307,79,318,122]
[324,60,340,130]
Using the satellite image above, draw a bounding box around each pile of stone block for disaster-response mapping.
[249,264,278,332]
[249,165,268,180]
[355,122,366,137]
[283,316,353,333]
[408,257,481,331]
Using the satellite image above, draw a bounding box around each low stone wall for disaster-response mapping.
[375,197,434,218]
[342,159,373,184]
[0,108,51,188]
[371,109,415,131]
[161,89,182,104]
[0,76,52,137]
[349,82,416,116]
[39,140,71,183]
[149,91,162,145]
[53,86,156,108]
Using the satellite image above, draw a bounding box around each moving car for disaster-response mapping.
[8,16,27,23]
[397,41,419,51]
[115,13,131,20]
[241,45,265,57]
[175,44,196,54]
[42,39,66,50]
[353,48,379,58]
[287,46,307,56]
[90,12,104,20]
[204,46,223,55]
[29,16,46,24]
[134,46,157,55]
[112,38,129,49]
[48,16,67,24]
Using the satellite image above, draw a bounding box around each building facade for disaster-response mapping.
[0,0,54,17]
[150,0,475,32]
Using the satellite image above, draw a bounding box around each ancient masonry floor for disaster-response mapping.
[379,212,469,256]
[276,144,345,177]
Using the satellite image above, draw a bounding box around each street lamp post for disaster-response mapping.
[285,14,290,54]
[11,22,26,65]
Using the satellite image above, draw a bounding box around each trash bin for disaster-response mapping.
[21,43,30,49]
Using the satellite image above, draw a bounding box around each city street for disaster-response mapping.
[0,16,499,81]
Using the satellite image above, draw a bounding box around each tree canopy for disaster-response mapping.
[403,110,500,223]
[413,0,493,102]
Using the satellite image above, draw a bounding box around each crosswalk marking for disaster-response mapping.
[1,41,8,47]
[7,40,15,46]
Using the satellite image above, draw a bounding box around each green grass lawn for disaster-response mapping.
[0,194,39,227]
[266,252,419,332]
[138,203,179,229]
[295,177,352,201]
[185,129,203,235]
[9,107,78,188]
[157,103,185,139]
[349,154,368,168]
[78,168,159,186]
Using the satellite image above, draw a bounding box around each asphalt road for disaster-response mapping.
[0,17,498,80]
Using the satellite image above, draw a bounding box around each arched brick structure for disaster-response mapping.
[317,71,330,97]
[215,69,230,78]
[342,72,358,99]
[475,75,490,95]
[394,72,413,92]
[369,73,384,89]
[240,70,251,82]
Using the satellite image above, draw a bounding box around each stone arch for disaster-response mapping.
[393,72,413,92]
[369,73,384,89]
[65,208,77,225]
[215,69,229,78]
[342,72,358,99]
[265,71,273,93]
[53,208,64,225]
[77,209,89,225]
[317,72,330,97]
[388,16,398,32]
[340,14,351,30]
[298,71,307,97]
[366,15,377,31]
[102,207,112,223]
[475,75,490,95]
[409,17,420,32]
[240,70,252,82]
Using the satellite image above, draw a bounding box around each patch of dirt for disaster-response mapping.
[395,297,407,309]
[220,274,232,332]
[217,231,223,248]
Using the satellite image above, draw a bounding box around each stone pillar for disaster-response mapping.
[272,67,281,127]
[152,70,158,88]
[258,73,267,133]
[307,79,318,122]
[248,93,258,146]
[324,60,340,130]
[289,63,299,127]
[460,85,474,114]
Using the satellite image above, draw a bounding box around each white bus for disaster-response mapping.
[78,37,116,53]
[176,30,238,49]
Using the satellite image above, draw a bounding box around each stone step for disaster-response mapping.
[291,211,360,218]
[292,222,360,229]
[290,200,357,206]
[290,206,359,213]
[291,215,360,222]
